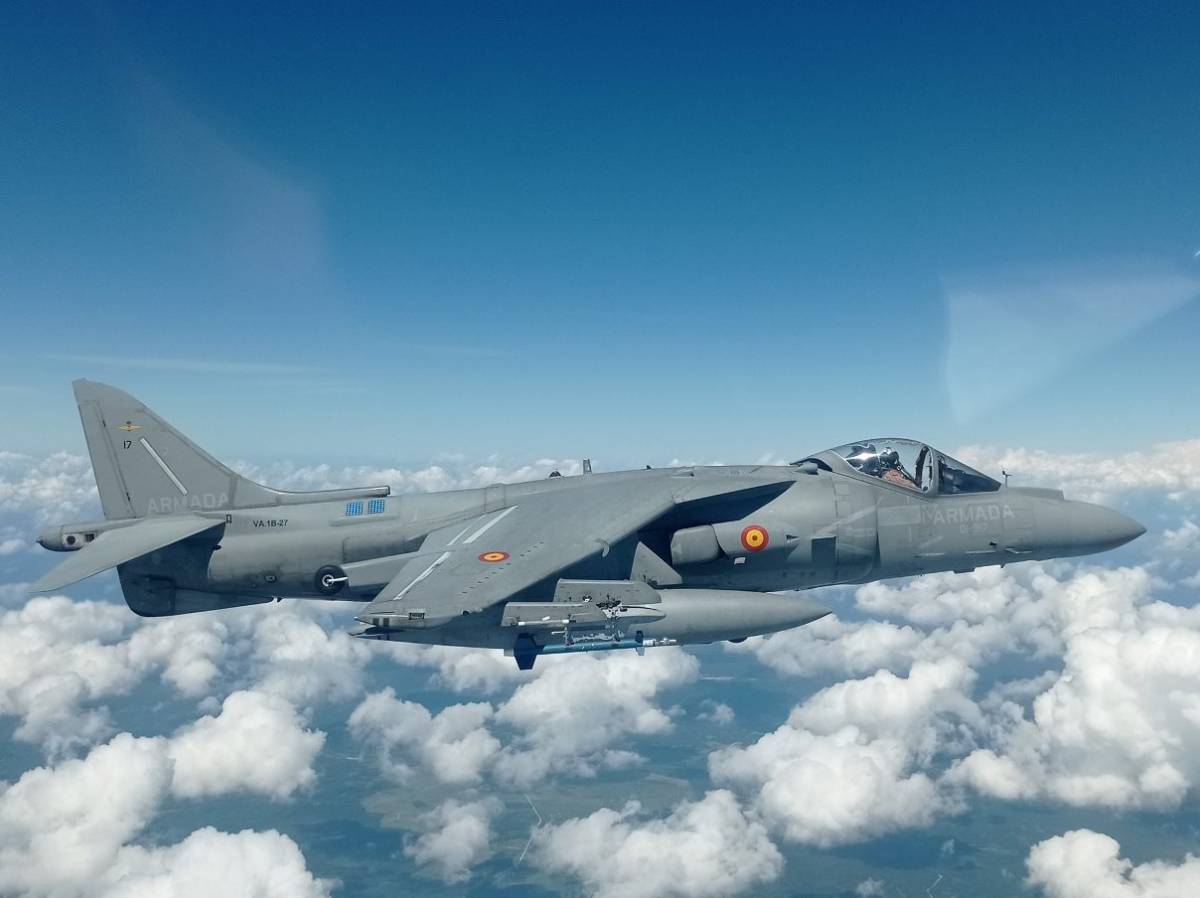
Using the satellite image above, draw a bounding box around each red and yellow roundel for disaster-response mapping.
[478,550,510,563]
[740,525,769,553]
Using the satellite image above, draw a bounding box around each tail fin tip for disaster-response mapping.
[72,379,277,519]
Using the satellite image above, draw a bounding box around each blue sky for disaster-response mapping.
[2,2,1198,465]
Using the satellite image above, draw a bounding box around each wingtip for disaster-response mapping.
[28,574,65,595]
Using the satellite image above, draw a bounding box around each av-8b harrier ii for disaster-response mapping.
[34,381,1144,669]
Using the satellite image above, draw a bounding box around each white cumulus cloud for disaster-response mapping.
[532,790,782,898]
[950,601,1200,810]
[382,642,536,694]
[348,688,499,786]
[168,689,325,800]
[248,610,372,705]
[710,660,976,846]
[0,733,173,897]
[0,451,99,525]
[404,797,502,884]
[350,648,701,790]
[0,594,356,759]
[737,564,1157,684]
[493,647,700,787]
[98,827,333,898]
[0,597,141,756]
[0,687,327,898]
[954,439,1200,504]
[1027,829,1200,898]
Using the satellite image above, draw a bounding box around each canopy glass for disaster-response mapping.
[803,439,1001,495]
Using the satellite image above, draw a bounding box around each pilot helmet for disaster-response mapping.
[879,447,900,469]
[851,444,881,474]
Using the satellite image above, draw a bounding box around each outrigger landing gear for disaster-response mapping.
[513,634,541,671]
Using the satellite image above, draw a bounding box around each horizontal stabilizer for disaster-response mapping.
[31,516,222,593]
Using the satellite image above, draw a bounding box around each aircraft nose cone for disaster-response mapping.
[1070,503,1146,552]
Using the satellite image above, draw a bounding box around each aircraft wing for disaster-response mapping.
[357,474,790,629]
[31,515,222,593]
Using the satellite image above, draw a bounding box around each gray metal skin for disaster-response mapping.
[35,381,1145,667]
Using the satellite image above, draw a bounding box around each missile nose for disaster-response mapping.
[1071,503,1146,553]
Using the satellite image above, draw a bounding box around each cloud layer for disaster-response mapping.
[3,447,1200,894]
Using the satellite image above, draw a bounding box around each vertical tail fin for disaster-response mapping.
[73,379,280,519]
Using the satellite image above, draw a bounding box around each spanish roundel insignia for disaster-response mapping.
[740,525,769,553]
[478,550,510,563]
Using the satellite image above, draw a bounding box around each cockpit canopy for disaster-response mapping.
[797,438,1001,495]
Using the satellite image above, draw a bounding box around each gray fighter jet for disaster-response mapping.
[34,381,1144,669]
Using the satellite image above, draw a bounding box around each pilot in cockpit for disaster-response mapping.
[878,446,918,490]
[844,444,917,490]
[845,444,881,475]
